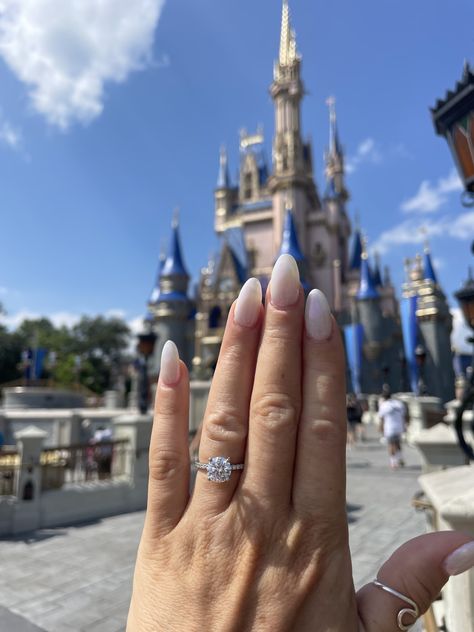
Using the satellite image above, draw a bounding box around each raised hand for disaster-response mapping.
[128,254,474,632]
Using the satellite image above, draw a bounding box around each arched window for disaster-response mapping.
[209,306,222,329]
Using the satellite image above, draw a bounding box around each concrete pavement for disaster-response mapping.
[0,426,426,631]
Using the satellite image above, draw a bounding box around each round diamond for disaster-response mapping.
[207,456,232,483]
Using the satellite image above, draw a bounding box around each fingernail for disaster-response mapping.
[444,541,474,576]
[160,340,180,386]
[234,278,262,327]
[270,254,300,308]
[305,289,332,341]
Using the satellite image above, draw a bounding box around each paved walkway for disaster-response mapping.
[0,427,426,632]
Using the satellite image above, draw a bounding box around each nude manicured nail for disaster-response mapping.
[305,289,332,341]
[234,278,262,327]
[444,541,474,576]
[270,254,300,308]
[160,340,180,386]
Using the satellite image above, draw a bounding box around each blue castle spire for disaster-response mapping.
[357,254,379,300]
[279,209,305,262]
[373,253,383,287]
[349,230,363,270]
[161,211,189,279]
[217,145,231,189]
[423,247,437,283]
[278,208,309,290]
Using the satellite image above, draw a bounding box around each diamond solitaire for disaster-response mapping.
[194,456,244,483]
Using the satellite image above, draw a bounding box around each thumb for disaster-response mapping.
[357,531,474,631]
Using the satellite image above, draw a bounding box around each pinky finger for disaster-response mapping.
[145,341,190,539]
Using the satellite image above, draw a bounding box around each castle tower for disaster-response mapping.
[355,249,403,393]
[215,146,238,235]
[148,212,194,373]
[324,97,349,202]
[267,0,319,256]
[403,246,455,402]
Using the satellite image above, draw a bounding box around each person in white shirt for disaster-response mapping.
[378,386,408,469]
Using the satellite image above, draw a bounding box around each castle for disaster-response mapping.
[146,0,455,402]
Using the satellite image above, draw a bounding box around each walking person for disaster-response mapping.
[346,393,363,447]
[378,385,408,469]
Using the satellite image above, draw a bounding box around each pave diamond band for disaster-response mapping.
[194,456,244,483]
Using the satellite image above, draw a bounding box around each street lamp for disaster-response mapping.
[415,345,428,396]
[136,323,157,415]
[454,267,474,461]
[431,62,474,206]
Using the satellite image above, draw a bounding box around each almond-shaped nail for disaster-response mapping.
[160,340,180,386]
[270,254,300,308]
[444,541,474,576]
[234,278,262,327]
[305,289,332,341]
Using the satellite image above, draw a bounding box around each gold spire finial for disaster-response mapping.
[419,225,430,253]
[361,233,369,259]
[326,96,337,153]
[279,0,298,67]
[172,207,180,229]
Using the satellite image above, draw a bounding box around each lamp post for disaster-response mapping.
[415,345,428,396]
[431,62,474,206]
[136,326,157,415]
[454,267,474,461]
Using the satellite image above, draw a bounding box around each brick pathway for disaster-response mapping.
[0,426,426,632]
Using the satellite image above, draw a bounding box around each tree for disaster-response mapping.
[0,313,132,394]
[0,325,23,384]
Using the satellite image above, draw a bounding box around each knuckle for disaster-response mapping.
[204,410,246,445]
[302,416,346,446]
[149,448,186,482]
[252,392,298,432]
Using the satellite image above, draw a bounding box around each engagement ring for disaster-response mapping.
[194,457,244,483]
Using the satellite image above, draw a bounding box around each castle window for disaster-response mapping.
[209,306,222,329]
[243,173,252,199]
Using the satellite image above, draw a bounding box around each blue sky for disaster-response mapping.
[0,0,472,348]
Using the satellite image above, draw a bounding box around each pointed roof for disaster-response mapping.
[423,247,437,283]
[217,145,231,189]
[373,253,383,287]
[357,254,379,300]
[349,230,363,270]
[149,250,166,304]
[161,212,189,278]
[279,209,305,262]
[327,96,343,158]
[279,0,298,67]
[279,209,309,291]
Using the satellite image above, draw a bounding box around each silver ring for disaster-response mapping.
[373,579,420,631]
[194,456,244,483]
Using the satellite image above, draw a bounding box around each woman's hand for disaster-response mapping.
[128,254,474,632]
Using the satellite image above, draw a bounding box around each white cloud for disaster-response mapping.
[0,0,165,129]
[346,137,382,174]
[372,211,474,255]
[451,307,472,354]
[0,114,20,149]
[401,168,463,214]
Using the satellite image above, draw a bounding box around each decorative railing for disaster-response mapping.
[40,439,130,490]
[0,449,20,496]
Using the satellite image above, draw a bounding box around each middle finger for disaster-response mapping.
[241,254,304,507]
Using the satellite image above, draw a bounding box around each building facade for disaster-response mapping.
[146,0,454,401]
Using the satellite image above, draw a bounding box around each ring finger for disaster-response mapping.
[192,278,263,515]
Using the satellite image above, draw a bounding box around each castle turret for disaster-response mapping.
[356,249,403,393]
[148,212,194,372]
[278,208,309,291]
[403,245,455,402]
[325,97,349,202]
[215,146,238,234]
